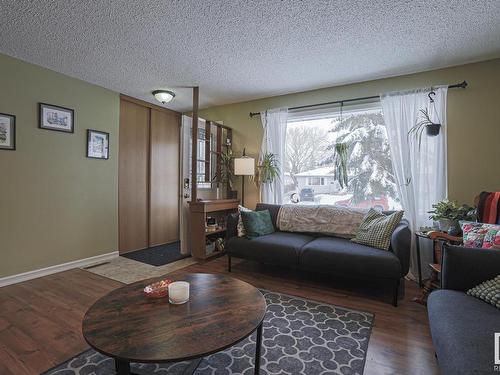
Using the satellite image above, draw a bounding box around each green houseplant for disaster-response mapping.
[333,142,350,188]
[408,108,441,149]
[257,152,280,184]
[215,148,238,198]
[428,199,476,233]
[253,152,280,201]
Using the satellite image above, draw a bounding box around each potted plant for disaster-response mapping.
[408,108,441,149]
[428,199,476,234]
[253,152,280,200]
[257,152,280,183]
[216,149,238,199]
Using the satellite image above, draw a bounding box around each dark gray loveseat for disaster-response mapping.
[427,244,500,375]
[226,203,411,306]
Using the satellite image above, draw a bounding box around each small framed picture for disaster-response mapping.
[87,129,109,159]
[0,113,16,151]
[39,103,74,133]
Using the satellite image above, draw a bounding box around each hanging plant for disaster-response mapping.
[333,142,350,189]
[408,108,441,149]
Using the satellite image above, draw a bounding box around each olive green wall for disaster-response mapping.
[200,59,500,209]
[0,54,119,278]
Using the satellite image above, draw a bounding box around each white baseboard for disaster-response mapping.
[0,251,119,287]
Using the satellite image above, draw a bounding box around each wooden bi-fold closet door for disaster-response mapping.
[149,108,180,246]
[119,96,180,254]
[119,99,150,253]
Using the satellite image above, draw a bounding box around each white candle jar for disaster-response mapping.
[168,281,190,304]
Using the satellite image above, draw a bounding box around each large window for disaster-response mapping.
[284,103,401,210]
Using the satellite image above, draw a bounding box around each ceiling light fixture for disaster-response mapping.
[152,90,175,104]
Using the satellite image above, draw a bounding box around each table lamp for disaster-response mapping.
[234,149,255,206]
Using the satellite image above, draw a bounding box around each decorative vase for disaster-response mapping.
[426,124,441,136]
[447,225,459,236]
[438,219,453,232]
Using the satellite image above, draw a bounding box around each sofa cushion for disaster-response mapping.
[461,221,493,248]
[300,236,401,279]
[352,209,404,250]
[237,205,252,237]
[255,203,281,230]
[226,232,315,266]
[241,209,275,238]
[467,275,500,309]
[428,290,500,375]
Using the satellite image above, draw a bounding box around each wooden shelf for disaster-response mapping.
[189,199,239,259]
[190,199,239,213]
[205,227,226,236]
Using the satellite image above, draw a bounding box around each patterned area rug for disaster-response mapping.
[44,291,374,375]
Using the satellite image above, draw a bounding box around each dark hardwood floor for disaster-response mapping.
[0,257,439,375]
[0,270,122,375]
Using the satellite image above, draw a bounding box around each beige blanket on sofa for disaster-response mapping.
[277,204,367,238]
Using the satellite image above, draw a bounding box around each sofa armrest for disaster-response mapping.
[441,244,500,292]
[390,221,411,277]
[226,212,239,240]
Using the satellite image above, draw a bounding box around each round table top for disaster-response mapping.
[82,273,267,363]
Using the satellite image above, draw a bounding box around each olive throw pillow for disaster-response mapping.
[467,275,500,309]
[352,209,404,250]
[241,209,275,238]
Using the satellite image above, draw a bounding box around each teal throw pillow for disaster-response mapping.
[241,210,275,238]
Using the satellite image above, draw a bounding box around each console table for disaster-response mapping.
[189,199,239,259]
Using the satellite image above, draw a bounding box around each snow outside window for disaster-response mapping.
[284,102,402,210]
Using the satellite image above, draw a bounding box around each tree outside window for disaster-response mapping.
[284,107,401,210]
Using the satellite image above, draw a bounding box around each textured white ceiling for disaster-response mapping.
[1,1,500,111]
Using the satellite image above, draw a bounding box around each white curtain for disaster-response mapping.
[381,86,448,279]
[259,108,288,204]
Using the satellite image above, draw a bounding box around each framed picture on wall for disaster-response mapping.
[39,103,74,133]
[0,113,16,151]
[86,129,109,159]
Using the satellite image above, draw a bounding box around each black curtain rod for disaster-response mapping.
[249,80,467,118]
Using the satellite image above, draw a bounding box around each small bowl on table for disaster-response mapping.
[143,279,173,298]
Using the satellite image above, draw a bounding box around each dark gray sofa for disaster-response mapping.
[226,203,411,306]
[428,244,500,375]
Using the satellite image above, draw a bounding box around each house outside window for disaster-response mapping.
[307,177,326,186]
[284,102,401,210]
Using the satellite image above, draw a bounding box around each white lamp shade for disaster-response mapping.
[234,157,255,176]
[152,90,175,104]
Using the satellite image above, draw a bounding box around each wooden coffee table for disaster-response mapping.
[82,273,267,375]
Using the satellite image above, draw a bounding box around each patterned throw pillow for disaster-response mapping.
[481,225,500,250]
[467,275,500,309]
[237,205,252,237]
[461,221,500,249]
[241,210,275,238]
[352,209,404,250]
